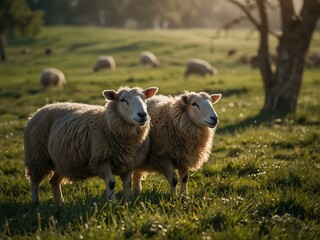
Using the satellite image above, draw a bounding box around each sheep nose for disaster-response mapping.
[210,116,218,126]
[138,112,147,118]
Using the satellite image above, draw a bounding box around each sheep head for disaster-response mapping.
[103,86,158,126]
[181,92,221,128]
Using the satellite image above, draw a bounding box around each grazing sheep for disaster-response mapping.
[140,51,160,67]
[185,58,217,79]
[227,49,237,56]
[21,48,31,54]
[45,48,52,55]
[133,91,221,197]
[40,68,66,89]
[24,86,158,203]
[93,56,116,72]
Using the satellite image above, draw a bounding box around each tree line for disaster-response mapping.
[26,0,232,28]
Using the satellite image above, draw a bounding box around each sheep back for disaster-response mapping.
[140,51,159,67]
[40,68,66,88]
[93,56,116,72]
[185,58,216,77]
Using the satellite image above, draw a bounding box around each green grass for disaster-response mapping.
[0,26,319,239]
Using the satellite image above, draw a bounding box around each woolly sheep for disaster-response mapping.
[93,56,116,72]
[133,91,221,197]
[24,86,158,203]
[40,68,66,89]
[185,58,217,79]
[140,51,160,67]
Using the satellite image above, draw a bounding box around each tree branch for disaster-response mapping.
[228,0,261,29]
[279,0,295,35]
[212,15,247,39]
[256,0,274,86]
[226,0,280,40]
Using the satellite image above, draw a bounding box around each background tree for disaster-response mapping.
[227,0,320,114]
[0,0,43,61]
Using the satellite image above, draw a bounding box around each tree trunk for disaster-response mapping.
[0,34,6,61]
[261,0,320,114]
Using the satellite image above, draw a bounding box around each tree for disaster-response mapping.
[0,0,43,61]
[227,0,320,114]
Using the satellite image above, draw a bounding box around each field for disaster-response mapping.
[0,26,319,239]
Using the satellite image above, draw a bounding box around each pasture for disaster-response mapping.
[0,26,319,239]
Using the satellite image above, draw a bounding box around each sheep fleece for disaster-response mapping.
[24,102,150,182]
[144,95,215,170]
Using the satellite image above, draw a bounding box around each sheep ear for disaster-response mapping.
[181,95,189,105]
[210,94,221,104]
[143,87,158,99]
[102,90,118,101]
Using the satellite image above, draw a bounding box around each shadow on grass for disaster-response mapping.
[218,111,286,135]
[0,190,166,237]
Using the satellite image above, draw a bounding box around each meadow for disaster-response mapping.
[0,26,319,239]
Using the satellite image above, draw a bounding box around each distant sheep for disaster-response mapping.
[133,91,221,197]
[45,48,52,55]
[24,86,158,203]
[21,48,31,54]
[227,49,237,56]
[140,51,160,67]
[185,58,217,79]
[93,56,116,72]
[40,68,66,89]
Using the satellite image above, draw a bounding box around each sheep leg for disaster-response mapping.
[178,168,189,196]
[120,171,132,200]
[132,171,144,195]
[50,172,64,203]
[99,163,116,201]
[157,160,178,197]
[31,179,40,203]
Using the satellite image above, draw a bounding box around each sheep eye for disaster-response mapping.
[120,98,129,105]
[191,102,200,109]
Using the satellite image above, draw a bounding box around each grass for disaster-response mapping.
[0,26,319,239]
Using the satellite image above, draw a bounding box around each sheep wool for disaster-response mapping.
[24,86,158,203]
[133,92,221,196]
[140,51,160,67]
[185,58,217,79]
[40,67,66,88]
[93,56,116,72]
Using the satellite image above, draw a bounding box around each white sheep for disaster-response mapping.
[40,68,66,89]
[184,58,217,79]
[133,91,221,197]
[24,86,158,203]
[140,51,160,67]
[93,56,116,72]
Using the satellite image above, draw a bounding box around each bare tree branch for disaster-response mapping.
[265,0,278,9]
[227,0,261,29]
[212,15,247,39]
[227,0,280,39]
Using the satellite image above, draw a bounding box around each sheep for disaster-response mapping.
[140,51,160,67]
[21,47,31,54]
[40,68,66,89]
[45,47,52,55]
[93,56,116,72]
[184,58,217,79]
[132,91,221,197]
[227,49,237,56]
[24,86,158,203]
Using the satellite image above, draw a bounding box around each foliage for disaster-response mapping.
[27,0,219,28]
[0,27,319,239]
[0,0,43,36]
